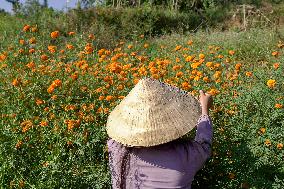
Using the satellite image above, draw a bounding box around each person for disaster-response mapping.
[106,77,213,189]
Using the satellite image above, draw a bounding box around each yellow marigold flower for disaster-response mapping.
[267,79,276,88]
[185,55,194,62]
[277,143,283,150]
[144,43,149,48]
[264,139,271,146]
[50,31,60,39]
[275,103,283,109]
[206,62,213,68]
[199,53,205,59]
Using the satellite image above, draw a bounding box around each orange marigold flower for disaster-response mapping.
[228,172,235,180]
[277,143,283,150]
[68,31,75,36]
[50,31,60,39]
[228,50,235,55]
[26,61,35,69]
[52,79,62,87]
[117,84,124,90]
[36,99,44,105]
[275,103,283,109]
[264,139,271,146]
[181,82,191,90]
[23,25,31,32]
[127,44,133,49]
[105,95,114,101]
[29,37,36,44]
[203,76,210,83]
[272,51,279,57]
[273,63,280,69]
[29,48,35,54]
[66,44,74,50]
[208,88,219,96]
[15,140,23,149]
[144,43,149,48]
[245,71,252,77]
[235,63,242,70]
[12,78,21,87]
[31,27,38,32]
[118,96,125,99]
[19,39,25,45]
[47,86,55,94]
[99,96,104,100]
[40,120,48,127]
[176,71,183,77]
[267,79,276,88]
[48,45,57,53]
[277,41,284,48]
[41,54,48,61]
[88,34,95,39]
[174,45,182,51]
[187,40,193,45]
[259,127,266,134]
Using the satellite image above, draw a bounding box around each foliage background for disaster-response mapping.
[0,0,284,188]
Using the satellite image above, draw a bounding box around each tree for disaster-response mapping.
[43,0,48,8]
[5,0,20,12]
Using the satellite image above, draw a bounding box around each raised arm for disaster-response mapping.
[186,90,213,174]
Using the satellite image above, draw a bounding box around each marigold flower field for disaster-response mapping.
[0,24,284,188]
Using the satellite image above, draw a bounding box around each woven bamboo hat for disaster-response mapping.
[106,77,202,147]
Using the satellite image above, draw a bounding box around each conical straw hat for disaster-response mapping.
[106,77,202,147]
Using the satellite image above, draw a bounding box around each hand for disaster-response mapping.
[199,90,213,115]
